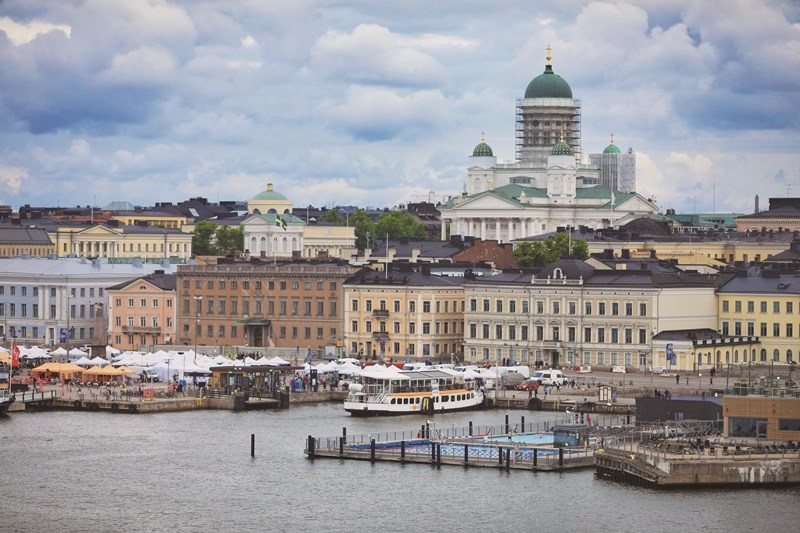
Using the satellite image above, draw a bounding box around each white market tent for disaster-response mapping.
[68,347,88,358]
[266,356,291,366]
[74,356,94,367]
[51,347,68,357]
[21,346,52,359]
[87,356,109,367]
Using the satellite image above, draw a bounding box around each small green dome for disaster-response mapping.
[603,133,621,154]
[472,131,493,157]
[473,141,493,157]
[551,139,573,155]
[525,65,573,99]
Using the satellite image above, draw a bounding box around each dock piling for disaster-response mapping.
[307,435,315,460]
[505,414,509,434]
[464,444,469,465]
[251,433,255,457]
[468,421,473,437]
[533,448,538,467]
[400,441,406,463]
[559,447,564,468]
[370,439,375,463]
[506,449,511,471]
[339,436,344,457]
[521,416,525,433]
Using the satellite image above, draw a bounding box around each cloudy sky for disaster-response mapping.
[1,0,798,215]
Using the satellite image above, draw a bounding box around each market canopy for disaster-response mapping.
[74,357,94,367]
[31,362,84,377]
[51,347,68,356]
[69,347,88,357]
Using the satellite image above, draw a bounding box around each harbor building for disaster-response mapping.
[343,265,473,362]
[461,259,726,371]
[717,270,800,367]
[106,271,177,351]
[176,258,359,352]
[0,256,177,347]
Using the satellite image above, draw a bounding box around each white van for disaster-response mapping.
[531,369,567,386]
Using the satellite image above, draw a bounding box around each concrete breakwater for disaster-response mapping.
[595,441,800,487]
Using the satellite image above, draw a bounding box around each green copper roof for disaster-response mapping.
[472,141,493,157]
[251,184,288,202]
[603,143,621,154]
[524,65,573,99]
[551,139,573,155]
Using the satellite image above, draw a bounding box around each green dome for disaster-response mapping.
[551,139,573,155]
[251,183,288,201]
[473,141,493,157]
[524,65,573,99]
[603,134,621,154]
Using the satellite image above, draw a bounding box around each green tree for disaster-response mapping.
[513,232,589,267]
[215,225,244,254]
[351,210,374,250]
[321,208,344,224]
[191,220,217,256]
[374,211,427,241]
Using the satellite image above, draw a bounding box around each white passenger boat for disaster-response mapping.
[344,366,485,416]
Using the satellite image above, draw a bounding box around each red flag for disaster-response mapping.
[11,341,20,368]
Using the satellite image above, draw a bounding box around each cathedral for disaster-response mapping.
[438,47,656,242]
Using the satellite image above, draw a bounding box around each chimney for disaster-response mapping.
[755,194,760,214]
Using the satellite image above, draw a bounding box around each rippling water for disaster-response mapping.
[1,405,798,532]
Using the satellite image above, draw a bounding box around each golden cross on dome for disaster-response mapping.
[546,45,552,65]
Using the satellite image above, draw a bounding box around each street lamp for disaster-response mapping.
[65,293,73,357]
[193,296,203,363]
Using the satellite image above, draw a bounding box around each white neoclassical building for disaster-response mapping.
[242,183,356,259]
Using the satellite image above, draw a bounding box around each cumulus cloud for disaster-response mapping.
[310,24,445,87]
[0,17,71,45]
[0,163,26,195]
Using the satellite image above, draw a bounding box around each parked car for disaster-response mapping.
[515,379,540,391]
[531,369,568,386]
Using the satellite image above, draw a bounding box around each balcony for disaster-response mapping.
[372,331,390,341]
[122,325,162,334]
[372,309,389,317]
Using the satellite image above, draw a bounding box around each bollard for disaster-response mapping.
[533,448,538,468]
[505,414,509,434]
[251,434,255,457]
[400,441,406,463]
[370,439,376,463]
[558,447,564,467]
[469,421,473,437]
[307,435,315,460]
[464,444,469,465]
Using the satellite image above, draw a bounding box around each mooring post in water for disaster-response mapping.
[521,416,525,433]
[533,448,538,467]
[421,424,426,440]
[307,435,315,460]
[498,447,503,466]
[370,439,376,463]
[505,414,509,434]
[342,427,347,444]
[468,421,473,437]
[251,434,255,457]
[559,447,564,467]
[506,449,511,471]
[431,441,436,464]
[400,441,406,463]
[339,436,344,457]
[436,443,441,466]
[464,444,469,465]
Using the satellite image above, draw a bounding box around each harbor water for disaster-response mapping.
[1,405,798,532]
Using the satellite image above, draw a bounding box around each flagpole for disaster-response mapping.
[385,233,389,279]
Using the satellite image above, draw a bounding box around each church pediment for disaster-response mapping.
[616,194,658,212]
[446,192,521,211]
[76,225,122,237]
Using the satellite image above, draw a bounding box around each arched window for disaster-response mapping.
[787,349,793,364]
[773,349,780,362]
[734,350,739,363]
[760,349,767,362]
[250,237,257,253]
[267,208,277,214]
[260,237,266,253]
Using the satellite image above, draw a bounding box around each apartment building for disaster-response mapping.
[107,271,176,351]
[343,265,469,362]
[176,259,359,352]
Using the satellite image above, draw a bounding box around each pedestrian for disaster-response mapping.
[676,374,680,385]
[654,387,660,399]
[685,376,689,386]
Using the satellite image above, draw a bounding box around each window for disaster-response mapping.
[788,302,794,314]
[597,328,605,343]
[611,328,619,343]
[365,300,372,312]
[424,322,431,335]
[734,322,742,335]
[535,326,543,341]
[496,300,503,313]
[351,320,358,333]
[760,323,767,336]
[552,326,560,342]
[773,323,780,336]
[409,322,416,334]
[495,324,502,339]
[483,299,490,312]
[734,300,742,313]
[760,301,767,313]
[152,299,159,307]
[470,298,477,312]
[508,325,516,340]
[773,301,780,313]
[598,302,606,315]
[567,327,575,342]
[536,301,544,314]
[722,322,729,335]
[568,301,576,315]
[747,301,754,313]
[552,301,560,314]
[624,328,632,343]
[611,302,619,316]
[509,300,516,313]
[639,303,647,316]
[639,328,646,344]
[423,301,431,313]
[469,323,477,338]
[522,300,529,314]
[409,301,416,313]
[394,300,401,312]
[584,327,591,343]
[625,303,632,316]
[521,325,528,340]
[788,324,794,337]
[585,302,592,315]
[747,322,754,336]
[351,299,358,312]
[128,298,134,307]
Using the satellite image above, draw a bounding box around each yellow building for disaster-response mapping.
[343,266,465,362]
[52,224,192,259]
[718,272,800,366]
[0,227,54,257]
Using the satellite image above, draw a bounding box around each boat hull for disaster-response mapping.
[0,398,14,416]
[345,391,486,417]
